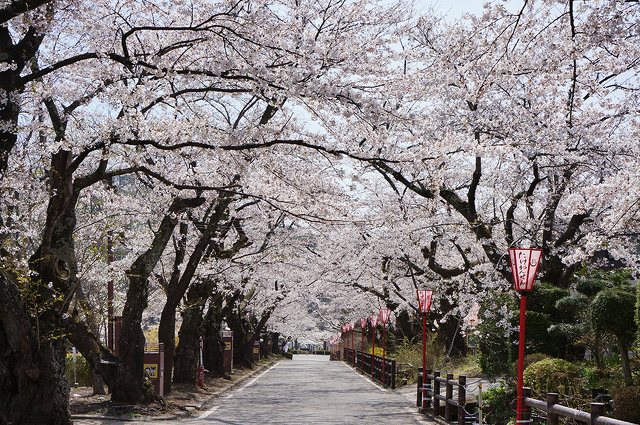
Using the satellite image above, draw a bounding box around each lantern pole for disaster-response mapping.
[370,316,376,377]
[417,289,433,410]
[382,319,387,386]
[509,247,542,424]
[351,325,354,352]
[422,310,427,408]
[516,292,527,423]
[361,320,365,368]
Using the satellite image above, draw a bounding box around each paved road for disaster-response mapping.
[74,355,428,424]
[194,354,425,424]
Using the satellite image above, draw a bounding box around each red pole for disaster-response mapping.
[371,324,376,377]
[422,312,427,409]
[361,328,365,369]
[516,294,527,422]
[382,324,387,386]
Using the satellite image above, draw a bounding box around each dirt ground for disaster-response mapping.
[69,357,282,420]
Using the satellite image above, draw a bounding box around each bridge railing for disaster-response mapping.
[344,348,396,389]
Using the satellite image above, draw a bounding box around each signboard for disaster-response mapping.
[144,363,158,379]
[225,341,232,351]
[508,248,542,292]
[417,289,433,314]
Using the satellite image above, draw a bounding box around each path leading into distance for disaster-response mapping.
[193,354,426,424]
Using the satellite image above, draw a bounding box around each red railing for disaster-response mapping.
[344,347,396,388]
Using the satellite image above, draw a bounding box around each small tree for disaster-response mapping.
[591,288,637,386]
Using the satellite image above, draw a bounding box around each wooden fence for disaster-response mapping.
[417,369,473,425]
[344,347,396,388]
[417,370,637,425]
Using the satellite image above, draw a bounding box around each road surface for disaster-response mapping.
[75,354,427,424]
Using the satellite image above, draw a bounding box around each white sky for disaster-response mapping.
[415,0,522,19]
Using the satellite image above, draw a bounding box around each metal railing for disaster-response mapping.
[344,348,396,388]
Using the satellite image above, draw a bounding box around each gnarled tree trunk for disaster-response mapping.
[111,196,204,403]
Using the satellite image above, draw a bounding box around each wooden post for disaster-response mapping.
[458,375,466,425]
[445,373,454,422]
[591,403,605,425]
[546,393,559,425]
[522,387,532,424]
[433,371,441,417]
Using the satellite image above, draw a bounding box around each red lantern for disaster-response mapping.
[417,289,433,313]
[416,289,433,409]
[509,247,543,423]
[508,248,542,292]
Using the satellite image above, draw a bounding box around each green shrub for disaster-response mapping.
[478,294,517,379]
[65,351,92,387]
[282,352,293,360]
[482,383,515,425]
[611,386,640,423]
[523,358,584,397]
[392,338,444,383]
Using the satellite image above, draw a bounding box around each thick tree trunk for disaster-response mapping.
[0,273,71,425]
[158,297,179,393]
[63,315,117,390]
[111,197,204,403]
[203,299,226,377]
[173,279,214,384]
[112,272,152,403]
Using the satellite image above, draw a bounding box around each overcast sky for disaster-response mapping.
[415,0,522,20]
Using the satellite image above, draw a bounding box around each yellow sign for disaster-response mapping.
[144,364,158,378]
[225,342,232,351]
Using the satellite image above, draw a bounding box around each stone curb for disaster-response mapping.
[71,357,283,422]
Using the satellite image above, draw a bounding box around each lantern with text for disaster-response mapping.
[509,247,542,424]
[369,314,378,376]
[417,289,433,409]
[378,308,392,386]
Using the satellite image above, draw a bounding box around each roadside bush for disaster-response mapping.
[611,385,640,423]
[478,294,517,379]
[282,352,293,360]
[65,352,92,387]
[482,383,515,425]
[523,358,584,397]
[392,338,445,383]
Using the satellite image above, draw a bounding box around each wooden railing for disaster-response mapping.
[344,348,396,388]
[524,389,636,425]
[417,370,636,425]
[417,369,472,425]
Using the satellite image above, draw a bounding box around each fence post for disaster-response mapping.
[445,372,454,422]
[425,369,432,410]
[521,388,532,425]
[591,403,605,425]
[458,375,466,425]
[433,371,441,417]
[546,393,559,425]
